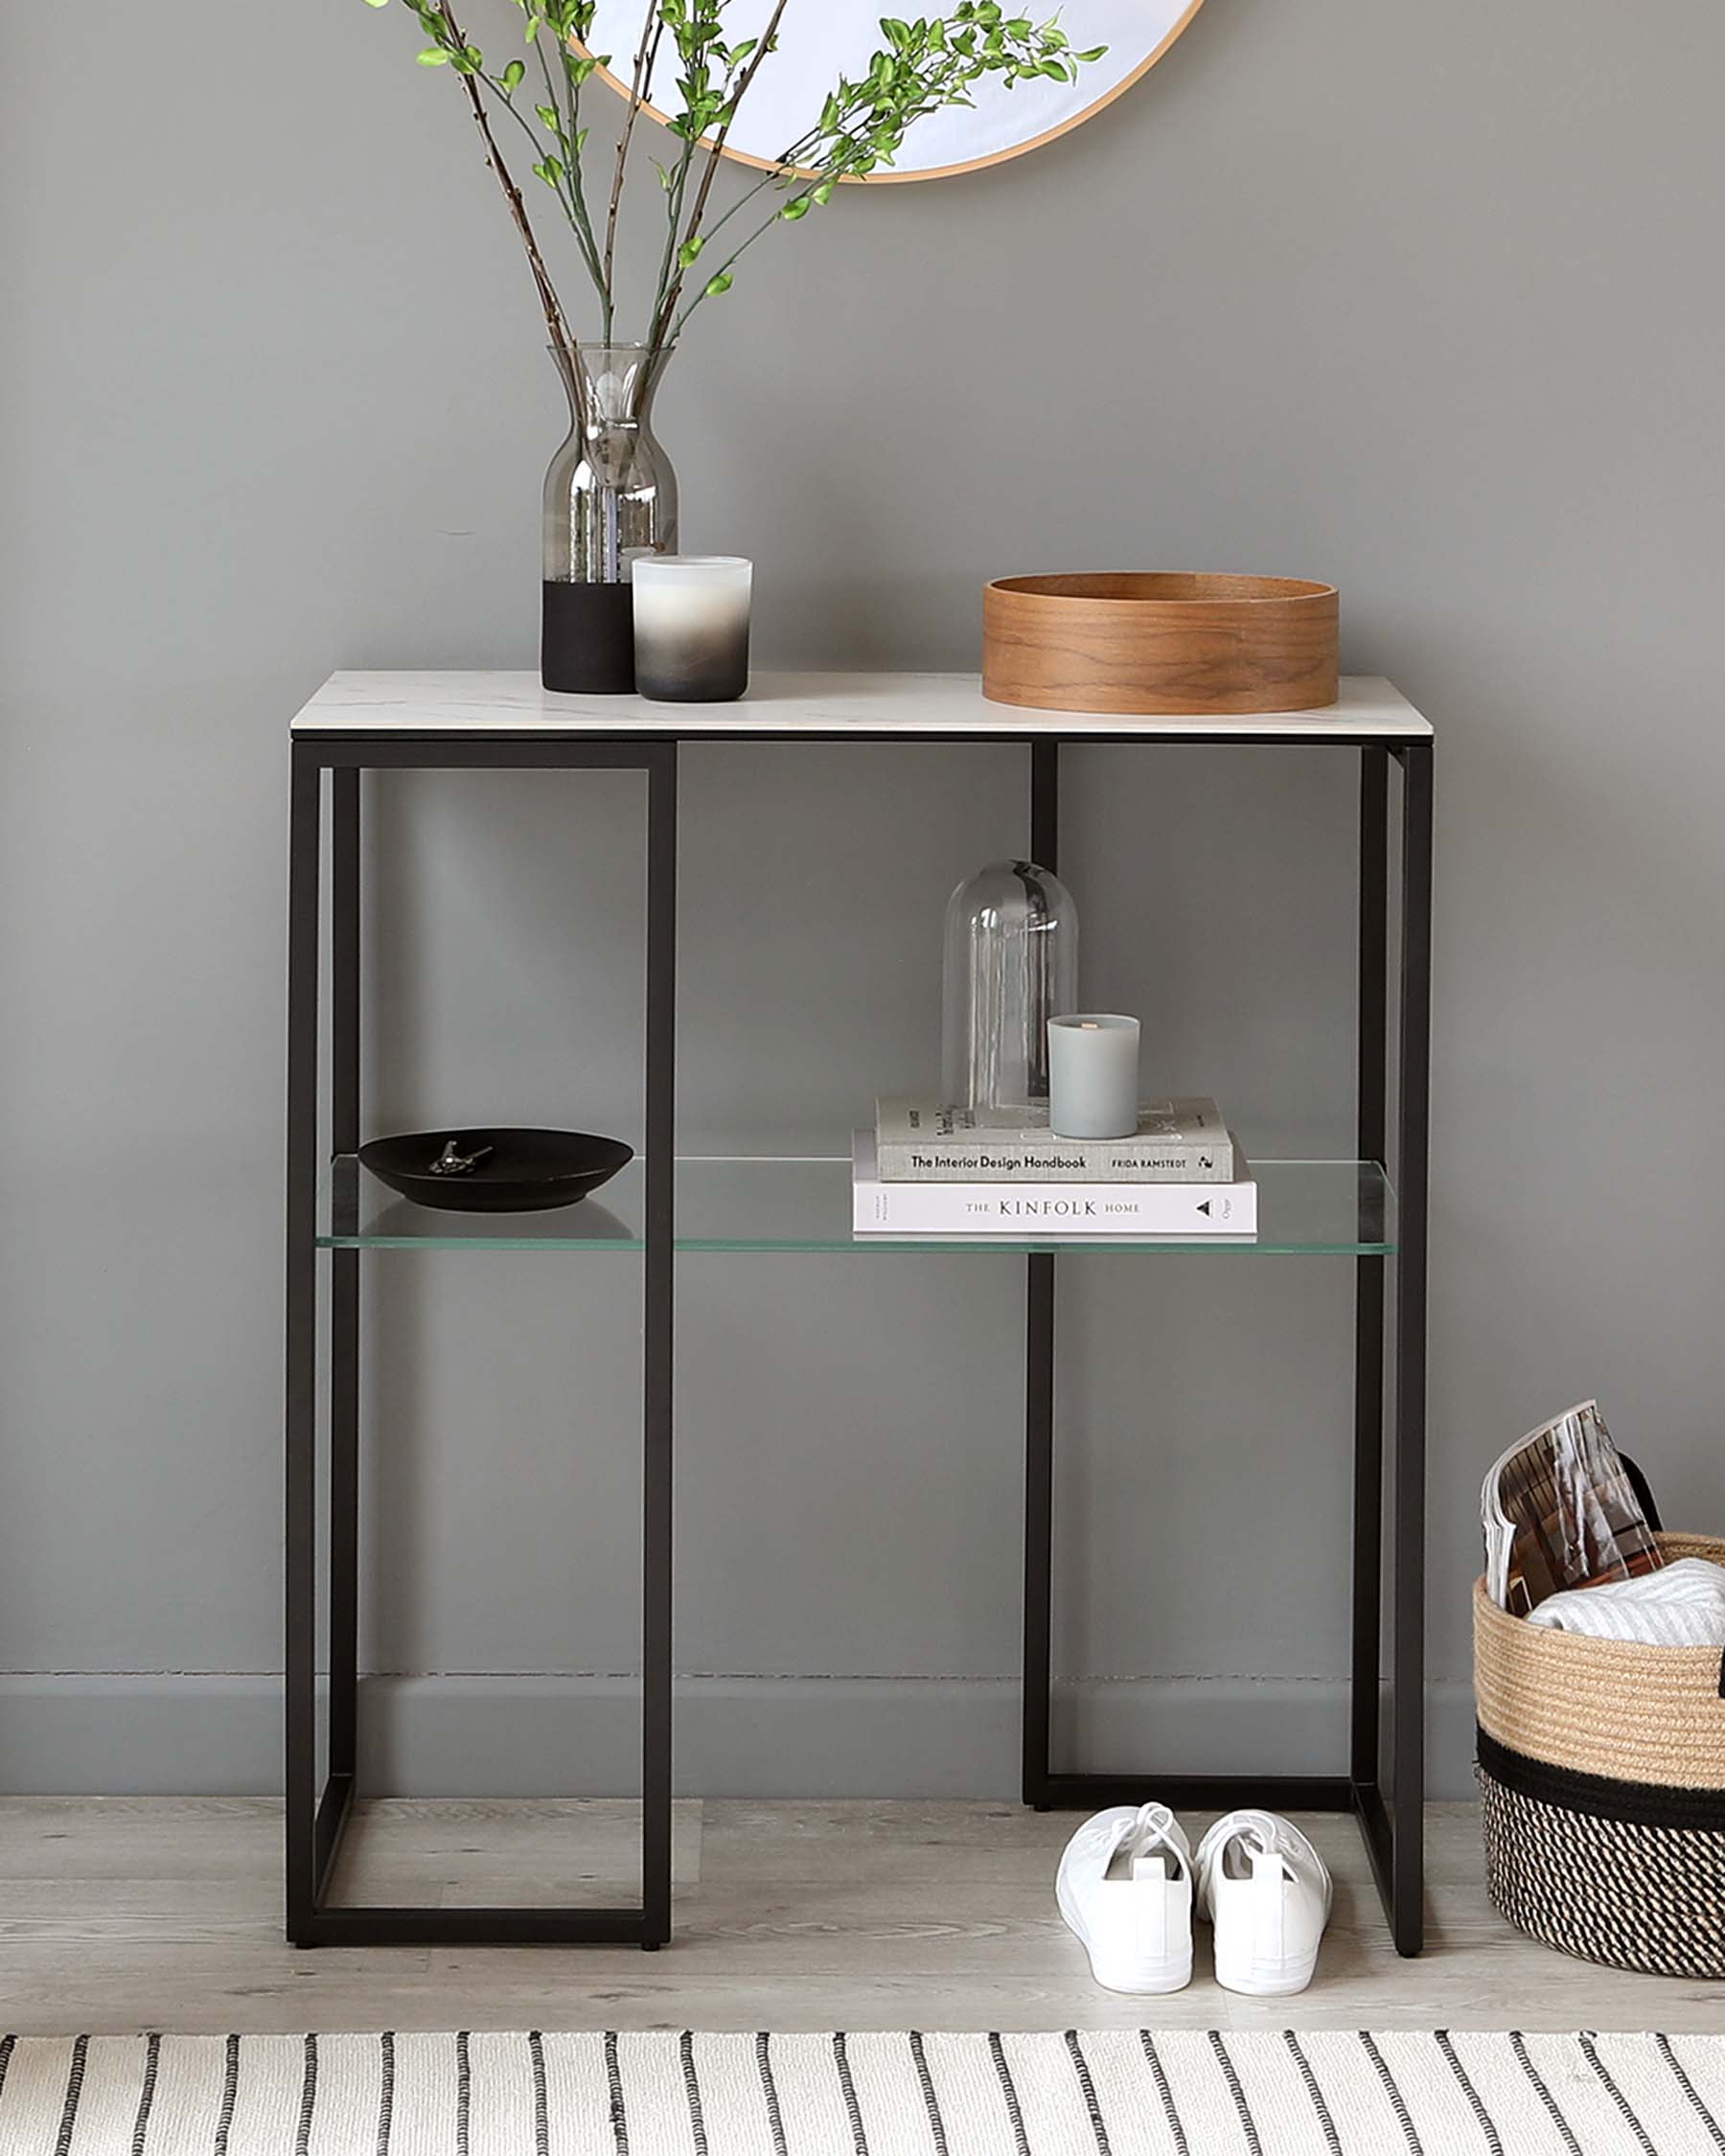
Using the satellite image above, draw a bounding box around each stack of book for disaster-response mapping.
[852,1098,1257,1237]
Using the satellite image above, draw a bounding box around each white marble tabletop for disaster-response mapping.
[290,671,1432,743]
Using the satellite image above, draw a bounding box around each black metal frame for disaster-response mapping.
[1019,737,1434,1957]
[286,735,677,1947]
[285,715,1432,1955]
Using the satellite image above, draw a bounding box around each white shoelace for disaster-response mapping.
[1199,1809,1329,1902]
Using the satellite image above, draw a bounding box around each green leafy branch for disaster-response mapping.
[655,7,1104,358]
[362,0,1105,394]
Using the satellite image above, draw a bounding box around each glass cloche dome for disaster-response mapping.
[941,860,1079,1114]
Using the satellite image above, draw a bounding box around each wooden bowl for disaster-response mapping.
[982,572,1339,716]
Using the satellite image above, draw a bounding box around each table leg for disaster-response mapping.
[285,749,322,1942]
[641,743,678,1944]
[1351,749,1389,1789]
[328,768,360,1800]
[1392,742,1433,1955]
[1022,740,1060,1806]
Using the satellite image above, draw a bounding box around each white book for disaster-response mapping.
[851,1131,1256,1238]
[874,1096,1232,1182]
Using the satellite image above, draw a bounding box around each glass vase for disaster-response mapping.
[542,341,678,695]
[941,860,1079,1115]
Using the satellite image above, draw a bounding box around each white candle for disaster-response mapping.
[1047,1014,1140,1139]
[632,555,752,702]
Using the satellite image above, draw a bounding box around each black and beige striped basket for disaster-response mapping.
[1474,1531,1725,1979]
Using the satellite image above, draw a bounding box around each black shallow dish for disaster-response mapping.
[358,1129,634,1214]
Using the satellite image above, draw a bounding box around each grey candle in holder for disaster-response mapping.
[1048,1014,1140,1138]
[632,555,752,702]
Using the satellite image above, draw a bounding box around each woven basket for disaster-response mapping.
[1474,1532,1725,1978]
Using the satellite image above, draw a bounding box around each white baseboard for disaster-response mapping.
[0,1673,1479,1799]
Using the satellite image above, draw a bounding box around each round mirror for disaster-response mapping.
[587,1,1203,184]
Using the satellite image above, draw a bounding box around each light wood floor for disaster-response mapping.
[1,1800,1718,2034]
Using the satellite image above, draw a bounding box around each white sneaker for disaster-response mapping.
[1195,1809,1332,1996]
[1055,1803,1194,1993]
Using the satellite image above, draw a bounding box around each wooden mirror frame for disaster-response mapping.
[585,0,1205,186]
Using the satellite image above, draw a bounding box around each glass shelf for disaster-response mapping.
[320,1155,1396,1256]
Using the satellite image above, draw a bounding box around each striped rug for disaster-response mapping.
[1,2029,1720,2154]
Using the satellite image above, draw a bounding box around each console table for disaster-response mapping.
[286,671,1433,1955]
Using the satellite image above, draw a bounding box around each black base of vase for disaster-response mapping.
[542,581,635,695]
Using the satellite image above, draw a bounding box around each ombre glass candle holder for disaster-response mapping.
[632,555,752,702]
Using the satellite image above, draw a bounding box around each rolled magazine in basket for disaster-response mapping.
[1481,1398,1664,1617]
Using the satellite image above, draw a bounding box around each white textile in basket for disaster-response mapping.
[1527,1557,1725,1647]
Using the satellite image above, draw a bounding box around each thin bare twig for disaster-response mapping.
[603,0,665,315]
[648,130,702,356]
[484,69,604,291]
[527,32,607,305]
[663,172,817,348]
[648,0,792,355]
[435,0,580,388]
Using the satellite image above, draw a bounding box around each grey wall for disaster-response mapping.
[4,0,1723,1802]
